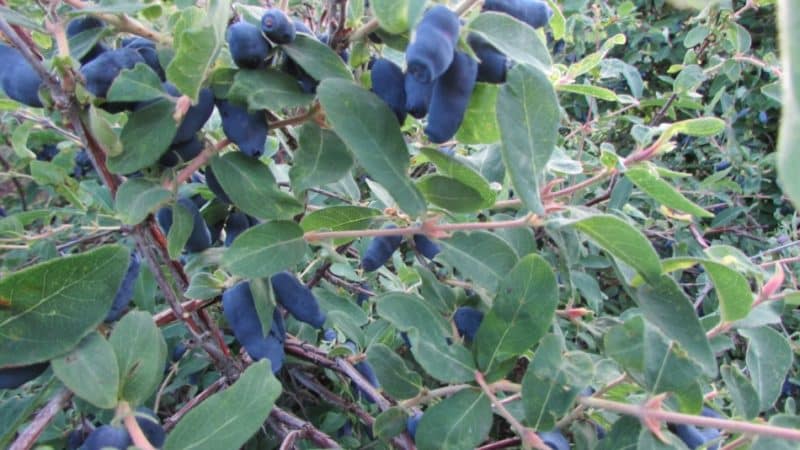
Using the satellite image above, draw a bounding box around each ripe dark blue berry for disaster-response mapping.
[160,135,203,167]
[80,48,144,99]
[539,430,569,450]
[156,197,213,253]
[122,37,165,80]
[222,281,286,372]
[0,362,49,389]
[163,83,214,145]
[204,166,232,204]
[412,234,440,259]
[73,149,93,178]
[354,359,380,403]
[361,226,403,272]
[36,144,60,162]
[0,44,43,107]
[453,306,483,342]
[261,8,296,44]
[406,412,423,440]
[405,5,460,83]
[226,21,272,69]
[370,58,407,124]
[404,72,433,118]
[271,271,327,328]
[482,0,553,30]
[105,251,141,322]
[215,98,268,158]
[82,425,132,450]
[467,33,508,83]
[135,407,166,448]
[323,328,337,341]
[425,51,478,143]
[224,211,252,246]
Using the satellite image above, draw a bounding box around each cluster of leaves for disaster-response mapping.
[1,0,798,449]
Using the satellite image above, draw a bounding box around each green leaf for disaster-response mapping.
[419,147,496,209]
[475,254,559,378]
[223,221,307,278]
[416,390,492,450]
[626,165,714,218]
[721,364,760,419]
[664,117,726,138]
[636,276,717,376]
[164,360,281,450]
[366,343,422,399]
[417,175,487,213]
[557,83,619,101]
[300,206,381,245]
[106,64,166,103]
[496,64,559,215]
[108,99,178,174]
[373,407,409,441]
[282,34,353,81]
[740,327,793,412]
[570,214,663,284]
[318,79,426,217]
[777,0,800,209]
[605,316,646,374]
[438,231,519,292]
[316,289,368,326]
[289,124,354,193]
[417,266,456,314]
[455,83,501,144]
[596,416,641,450]
[210,152,303,220]
[521,335,594,430]
[468,12,552,74]
[87,106,123,157]
[750,415,800,450]
[109,311,167,406]
[643,324,703,413]
[376,293,475,383]
[0,245,129,366]
[371,0,410,33]
[51,332,119,409]
[228,69,314,111]
[166,7,224,102]
[115,179,171,225]
[167,201,194,259]
[699,260,753,322]
[566,34,626,79]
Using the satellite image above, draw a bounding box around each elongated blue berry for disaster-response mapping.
[361,225,403,272]
[371,58,407,124]
[467,33,508,83]
[215,99,268,158]
[453,306,483,342]
[0,44,43,107]
[271,271,327,328]
[404,72,433,118]
[412,234,440,259]
[482,0,553,29]
[405,5,460,83]
[425,51,478,143]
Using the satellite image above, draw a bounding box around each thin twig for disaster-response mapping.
[580,396,800,440]
[270,407,340,448]
[168,139,231,190]
[9,389,73,450]
[163,377,227,431]
[475,371,546,450]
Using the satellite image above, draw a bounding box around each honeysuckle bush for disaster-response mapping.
[1,0,799,449]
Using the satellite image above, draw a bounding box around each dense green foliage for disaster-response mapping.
[0,0,798,449]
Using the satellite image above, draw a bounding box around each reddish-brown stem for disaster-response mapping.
[475,371,546,450]
[270,407,340,448]
[477,437,523,450]
[305,214,535,241]
[168,139,231,190]
[580,396,800,441]
[121,406,156,450]
[164,377,227,431]
[9,389,73,450]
